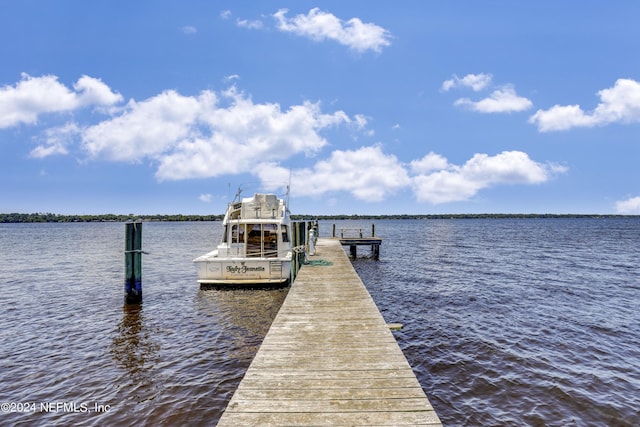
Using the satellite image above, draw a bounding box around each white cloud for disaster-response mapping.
[181,25,197,34]
[0,73,122,128]
[529,78,640,132]
[9,77,361,181]
[78,85,354,180]
[273,8,391,53]
[442,74,532,114]
[82,89,212,162]
[412,151,567,204]
[454,86,533,113]
[442,73,493,92]
[257,145,410,201]
[256,148,565,205]
[410,152,449,174]
[199,193,213,203]
[0,74,78,127]
[528,104,593,131]
[353,114,368,129]
[156,94,352,180]
[236,19,263,30]
[73,75,123,108]
[29,122,81,158]
[7,72,565,207]
[615,196,640,214]
[220,10,231,20]
[223,74,240,83]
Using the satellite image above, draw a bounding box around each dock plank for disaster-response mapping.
[217,238,442,426]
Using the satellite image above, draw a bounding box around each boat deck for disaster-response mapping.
[217,238,442,426]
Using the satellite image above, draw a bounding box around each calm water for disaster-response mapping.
[1,219,639,426]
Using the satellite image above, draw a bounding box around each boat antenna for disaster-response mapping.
[285,184,291,214]
[286,168,292,213]
[233,185,243,203]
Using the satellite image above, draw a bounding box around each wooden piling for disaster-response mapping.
[124,220,143,304]
[290,221,309,283]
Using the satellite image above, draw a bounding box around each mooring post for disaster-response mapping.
[124,220,143,304]
[291,221,307,283]
[291,222,298,282]
[299,222,306,266]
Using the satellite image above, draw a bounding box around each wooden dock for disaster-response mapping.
[217,238,442,426]
[334,225,382,259]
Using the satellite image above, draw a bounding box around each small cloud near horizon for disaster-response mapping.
[199,193,213,203]
[615,195,640,214]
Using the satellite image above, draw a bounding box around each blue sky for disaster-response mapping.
[2,1,640,215]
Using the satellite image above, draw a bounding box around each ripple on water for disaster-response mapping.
[2,220,640,426]
[349,218,640,427]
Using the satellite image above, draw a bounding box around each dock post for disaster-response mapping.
[291,221,308,283]
[373,243,380,260]
[371,223,378,259]
[124,220,143,304]
[350,244,357,258]
[290,223,297,282]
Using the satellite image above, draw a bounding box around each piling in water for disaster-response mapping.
[124,221,143,304]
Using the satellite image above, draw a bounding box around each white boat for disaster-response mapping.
[194,193,292,286]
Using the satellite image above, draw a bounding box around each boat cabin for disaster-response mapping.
[217,194,290,259]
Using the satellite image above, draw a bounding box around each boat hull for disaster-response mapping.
[194,252,292,286]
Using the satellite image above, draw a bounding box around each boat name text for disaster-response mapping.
[226,265,266,274]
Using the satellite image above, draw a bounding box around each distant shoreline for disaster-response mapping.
[1,212,639,223]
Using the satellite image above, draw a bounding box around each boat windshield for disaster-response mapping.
[246,224,279,258]
[264,224,277,256]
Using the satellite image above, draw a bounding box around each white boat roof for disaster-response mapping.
[238,193,286,220]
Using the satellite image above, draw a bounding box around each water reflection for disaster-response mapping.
[110,305,161,403]
[196,287,288,359]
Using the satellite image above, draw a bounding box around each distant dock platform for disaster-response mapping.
[217,238,442,426]
[334,225,382,259]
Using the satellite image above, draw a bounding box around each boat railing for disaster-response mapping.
[340,227,364,238]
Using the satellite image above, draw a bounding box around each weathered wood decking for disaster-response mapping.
[217,238,442,426]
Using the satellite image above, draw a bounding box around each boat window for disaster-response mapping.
[246,224,262,257]
[264,224,278,257]
[222,225,228,243]
[281,225,289,242]
[231,224,244,244]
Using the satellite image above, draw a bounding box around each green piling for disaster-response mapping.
[290,221,309,283]
[124,220,143,304]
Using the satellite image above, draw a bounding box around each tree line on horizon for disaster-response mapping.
[0,213,223,223]
[1,212,637,223]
